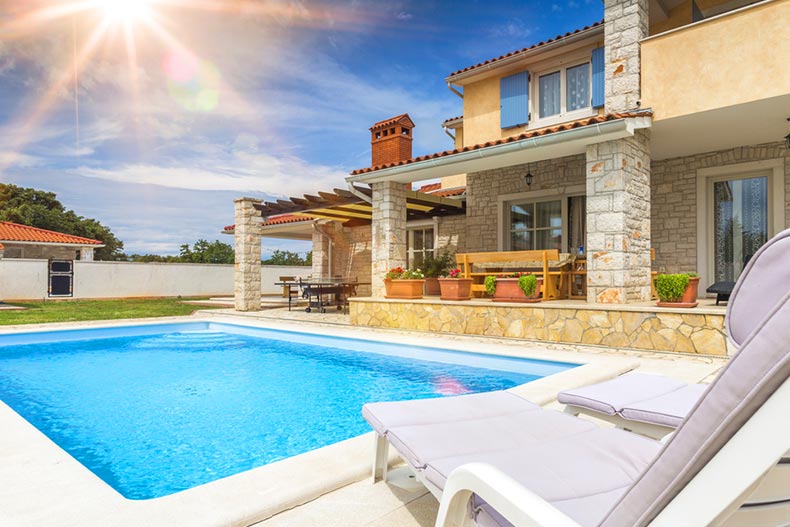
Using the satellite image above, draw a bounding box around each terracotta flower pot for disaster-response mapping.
[424,277,441,296]
[657,276,700,308]
[384,279,425,299]
[491,277,543,303]
[438,278,473,301]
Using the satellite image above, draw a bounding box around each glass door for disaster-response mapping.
[712,175,768,282]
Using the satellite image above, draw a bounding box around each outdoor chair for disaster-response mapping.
[362,228,790,527]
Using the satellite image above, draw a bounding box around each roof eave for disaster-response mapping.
[347,116,652,185]
[0,240,105,248]
[446,24,605,86]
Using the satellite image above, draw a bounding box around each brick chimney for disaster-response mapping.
[370,114,415,167]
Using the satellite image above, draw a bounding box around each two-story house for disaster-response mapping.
[234,0,790,310]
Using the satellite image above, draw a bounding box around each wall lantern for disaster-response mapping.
[524,164,534,187]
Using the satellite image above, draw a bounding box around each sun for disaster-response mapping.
[96,0,154,25]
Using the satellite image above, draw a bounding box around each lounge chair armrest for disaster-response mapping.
[435,462,582,527]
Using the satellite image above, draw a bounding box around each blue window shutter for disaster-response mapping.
[500,71,529,129]
[591,47,605,108]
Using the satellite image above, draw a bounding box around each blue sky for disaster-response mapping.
[0,0,601,257]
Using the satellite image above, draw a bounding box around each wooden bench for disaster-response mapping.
[456,250,563,300]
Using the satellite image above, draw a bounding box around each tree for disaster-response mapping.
[0,183,124,260]
[262,249,310,266]
[179,239,235,264]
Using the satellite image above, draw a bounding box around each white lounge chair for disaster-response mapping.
[363,228,790,527]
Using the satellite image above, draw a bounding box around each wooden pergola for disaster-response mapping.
[254,185,465,225]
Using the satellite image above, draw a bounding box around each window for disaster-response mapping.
[407,227,434,268]
[566,63,590,112]
[509,199,562,251]
[537,62,591,120]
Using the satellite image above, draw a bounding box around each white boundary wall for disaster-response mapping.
[0,259,311,301]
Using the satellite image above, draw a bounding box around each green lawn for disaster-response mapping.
[0,298,224,326]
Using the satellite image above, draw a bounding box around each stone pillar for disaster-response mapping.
[234,197,262,311]
[604,0,649,112]
[80,248,94,261]
[586,130,651,304]
[371,181,407,297]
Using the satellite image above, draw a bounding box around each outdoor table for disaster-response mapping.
[274,280,366,313]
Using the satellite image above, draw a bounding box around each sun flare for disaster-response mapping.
[95,0,153,24]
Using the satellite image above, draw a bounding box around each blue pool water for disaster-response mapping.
[0,322,576,499]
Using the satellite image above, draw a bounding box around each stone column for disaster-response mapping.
[604,0,649,112]
[234,197,262,311]
[586,130,651,304]
[80,248,94,261]
[371,181,407,297]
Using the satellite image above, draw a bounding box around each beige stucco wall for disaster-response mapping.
[465,154,586,252]
[0,260,310,300]
[642,0,790,120]
[459,40,602,147]
[651,141,790,276]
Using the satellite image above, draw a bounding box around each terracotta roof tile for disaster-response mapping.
[0,242,4,250]
[370,113,415,131]
[447,21,604,80]
[0,221,103,245]
[417,182,441,192]
[442,115,463,126]
[431,187,466,198]
[223,214,314,232]
[351,111,652,176]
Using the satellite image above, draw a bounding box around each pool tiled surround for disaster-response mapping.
[349,298,729,356]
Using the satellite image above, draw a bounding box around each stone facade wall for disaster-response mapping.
[233,197,262,311]
[437,214,467,255]
[350,299,727,356]
[586,130,652,304]
[651,141,790,274]
[328,224,372,297]
[465,154,586,252]
[371,182,407,297]
[603,0,649,112]
[0,243,82,260]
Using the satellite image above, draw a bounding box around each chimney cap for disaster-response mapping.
[369,113,415,132]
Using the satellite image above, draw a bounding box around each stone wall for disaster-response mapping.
[0,243,81,260]
[651,141,790,274]
[350,298,728,356]
[465,154,586,252]
[603,0,648,112]
[586,130,652,304]
[437,214,467,255]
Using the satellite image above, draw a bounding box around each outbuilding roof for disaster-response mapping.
[0,221,104,245]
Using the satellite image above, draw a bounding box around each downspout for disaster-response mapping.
[346,181,372,203]
[447,82,463,99]
[443,126,456,141]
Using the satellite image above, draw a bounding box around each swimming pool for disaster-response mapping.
[0,322,576,500]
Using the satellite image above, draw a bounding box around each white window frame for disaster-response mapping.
[496,185,586,252]
[530,57,595,129]
[406,218,438,269]
[696,159,784,291]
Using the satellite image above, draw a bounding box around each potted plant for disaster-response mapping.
[654,272,700,308]
[422,250,454,296]
[437,268,473,301]
[485,272,542,303]
[384,267,426,299]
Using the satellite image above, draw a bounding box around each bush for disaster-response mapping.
[654,273,691,302]
[484,275,497,296]
[518,274,538,297]
[422,249,454,278]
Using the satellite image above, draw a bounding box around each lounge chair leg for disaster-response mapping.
[563,405,580,417]
[373,433,389,483]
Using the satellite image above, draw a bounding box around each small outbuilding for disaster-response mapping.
[0,221,104,261]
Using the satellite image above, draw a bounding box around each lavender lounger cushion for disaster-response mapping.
[425,427,661,527]
[387,409,595,469]
[619,383,708,428]
[557,373,686,416]
[361,390,536,436]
